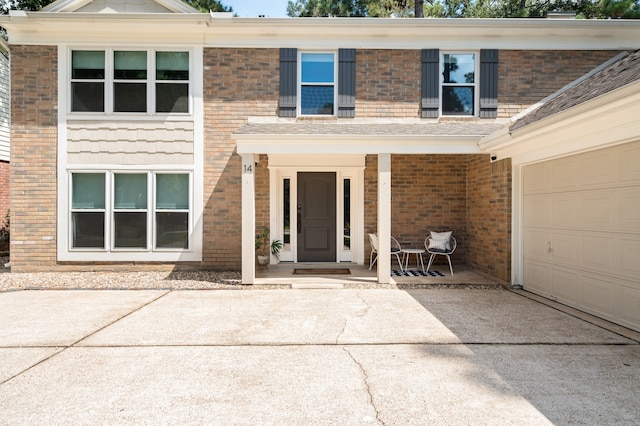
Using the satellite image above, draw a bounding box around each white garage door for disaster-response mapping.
[523,141,640,332]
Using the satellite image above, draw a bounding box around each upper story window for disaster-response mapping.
[441,53,477,116]
[299,52,336,116]
[71,49,190,115]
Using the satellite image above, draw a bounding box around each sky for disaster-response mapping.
[225,0,290,17]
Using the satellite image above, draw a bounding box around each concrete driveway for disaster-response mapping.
[0,288,638,425]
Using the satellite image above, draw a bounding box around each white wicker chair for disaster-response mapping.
[424,233,457,276]
[368,233,404,272]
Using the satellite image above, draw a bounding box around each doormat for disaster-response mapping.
[391,270,445,277]
[293,268,351,275]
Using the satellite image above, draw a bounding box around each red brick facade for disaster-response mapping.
[7,45,619,279]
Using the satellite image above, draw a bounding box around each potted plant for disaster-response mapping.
[255,228,283,265]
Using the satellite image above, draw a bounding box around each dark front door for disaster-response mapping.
[297,172,336,262]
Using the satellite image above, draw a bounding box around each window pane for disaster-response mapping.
[114,83,146,112]
[114,174,147,209]
[344,179,351,250]
[114,212,147,248]
[301,86,334,115]
[443,54,475,84]
[156,52,189,80]
[72,212,105,248]
[283,179,290,247]
[156,212,188,249]
[72,51,105,79]
[442,86,474,116]
[72,82,104,112]
[114,51,147,79]
[301,53,334,83]
[156,83,189,113]
[72,173,105,209]
[156,174,189,209]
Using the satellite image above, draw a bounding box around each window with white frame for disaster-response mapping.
[441,53,477,116]
[70,171,191,251]
[71,49,190,114]
[299,52,336,115]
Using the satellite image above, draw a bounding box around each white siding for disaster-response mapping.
[0,52,9,163]
[67,120,194,165]
[523,140,640,332]
[76,0,173,13]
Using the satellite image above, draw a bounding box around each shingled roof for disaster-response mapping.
[510,50,640,132]
[235,121,504,138]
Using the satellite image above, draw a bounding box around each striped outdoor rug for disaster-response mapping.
[391,270,445,277]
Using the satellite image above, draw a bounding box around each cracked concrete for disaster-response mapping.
[0,288,638,424]
[344,347,385,426]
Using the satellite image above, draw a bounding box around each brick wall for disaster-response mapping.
[365,154,471,267]
[10,46,58,271]
[0,160,8,225]
[498,50,619,118]
[356,50,422,118]
[466,156,511,282]
[203,48,279,269]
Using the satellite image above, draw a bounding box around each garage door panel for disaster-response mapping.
[523,196,552,227]
[582,274,613,319]
[523,162,552,194]
[550,232,579,266]
[581,149,618,187]
[580,191,618,229]
[551,195,577,228]
[524,260,551,295]
[580,235,616,274]
[619,284,640,331]
[523,230,551,261]
[550,268,580,304]
[620,143,640,183]
[551,158,580,190]
[620,237,640,278]
[620,188,640,232]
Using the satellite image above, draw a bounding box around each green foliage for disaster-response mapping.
[287,0,640,18]
[182,0,232,13]
[255,227,283,258]
[0,210,9,240]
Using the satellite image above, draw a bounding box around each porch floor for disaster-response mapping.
[255,263,504,288]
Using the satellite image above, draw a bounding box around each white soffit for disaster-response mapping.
[0,14,639,49]
[41,0,197,13]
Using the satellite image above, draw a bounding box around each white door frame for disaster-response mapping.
[268,154,365,264]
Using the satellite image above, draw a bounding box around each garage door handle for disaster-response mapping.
[547,241,553,253]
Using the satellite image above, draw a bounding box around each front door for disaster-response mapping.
[297,172,336,262]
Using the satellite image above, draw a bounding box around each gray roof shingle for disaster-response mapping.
[235,122,504,137]
[510,50,640,132]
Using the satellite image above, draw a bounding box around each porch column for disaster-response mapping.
[241,153,256,284]
[377,153,391,284]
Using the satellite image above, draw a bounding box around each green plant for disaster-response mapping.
[255,227,283,259]
[0,209,8,240]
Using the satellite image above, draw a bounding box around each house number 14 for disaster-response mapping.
[243,164,253,174]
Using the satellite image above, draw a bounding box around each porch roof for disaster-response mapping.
[233,121,504,155]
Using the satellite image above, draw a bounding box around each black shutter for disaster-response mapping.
[421,49,439,118]
[480,49,498,119]
[338,48,356,118]
[279,48,297,117]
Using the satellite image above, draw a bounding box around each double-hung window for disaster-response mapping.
[70,171,191,252]
[70,49,190,114]
[441,53,477,116]
[299,52,336,116]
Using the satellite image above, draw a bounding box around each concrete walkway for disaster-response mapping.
[0,288,638,425]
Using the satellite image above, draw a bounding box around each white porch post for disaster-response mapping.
[241,153,256,284]
[377,153,391,284]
